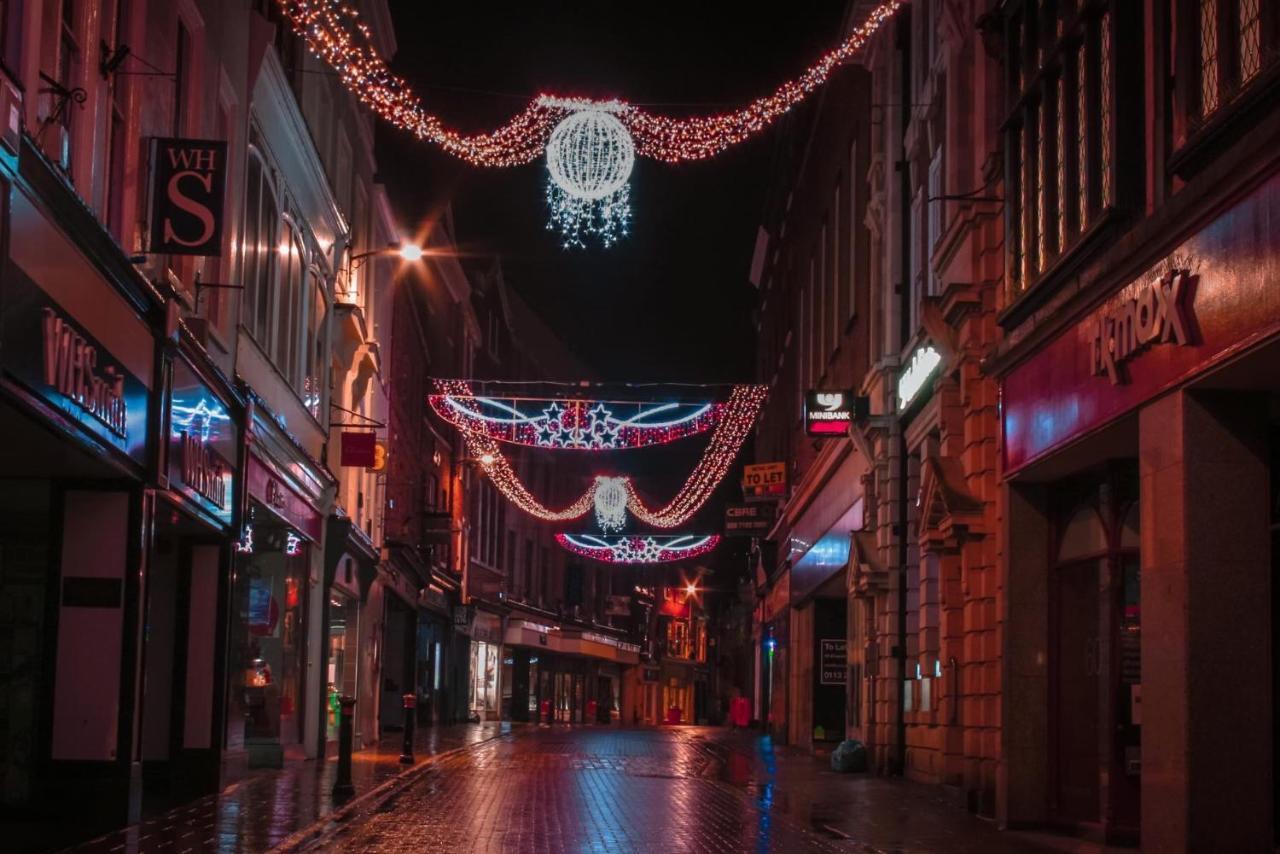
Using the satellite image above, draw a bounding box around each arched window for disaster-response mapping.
[1057,502,1108,563]
[242,143,279,346]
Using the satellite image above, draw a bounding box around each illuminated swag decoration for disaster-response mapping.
[277,0,902,247]
[428,390,719,450]
[556,533,720,564]
[436,380,767,530]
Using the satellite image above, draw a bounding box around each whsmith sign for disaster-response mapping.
[1089,270,1194,384]
[150,138,228,256]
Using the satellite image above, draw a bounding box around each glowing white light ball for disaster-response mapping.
[593,476,629,532]
[546,110,635,201]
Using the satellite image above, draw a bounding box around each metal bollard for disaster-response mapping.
[400,693,417,765]
[333,695,356,799]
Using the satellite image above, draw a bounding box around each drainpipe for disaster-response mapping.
[894,9,911,778]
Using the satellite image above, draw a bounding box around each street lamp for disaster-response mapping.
[350,241,425,267]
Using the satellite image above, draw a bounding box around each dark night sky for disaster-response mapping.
[376,3,849,384]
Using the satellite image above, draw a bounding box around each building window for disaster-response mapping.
[242,146,278,346]
[1099,13,1114,208]
[1005,2,1122,301]
[1056,76,1067,251]
[833,182,842,330]
[927,148,942,294]
[1240,0,1262,83]
[910,186,924,330]
[1200,0,1221,115]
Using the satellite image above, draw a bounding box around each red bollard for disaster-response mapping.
[400,693,417,764]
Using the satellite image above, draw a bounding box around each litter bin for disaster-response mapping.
[666,706,682,725]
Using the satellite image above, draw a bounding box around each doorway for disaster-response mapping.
[1049,478,1141,841]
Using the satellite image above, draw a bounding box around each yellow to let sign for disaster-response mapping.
[742,462,786,499]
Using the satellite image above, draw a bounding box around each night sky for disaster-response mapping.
[376,3,849,383]
[375,5,849,583]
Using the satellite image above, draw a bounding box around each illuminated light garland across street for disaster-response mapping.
[556,533,721,564]
[428,390,720,450]
[277,1,902,244]
[277,1,901,165]
[438,381,767,528]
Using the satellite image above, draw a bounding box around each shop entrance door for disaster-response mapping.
[1051,559,1101,824]
[1049,487,1141,839]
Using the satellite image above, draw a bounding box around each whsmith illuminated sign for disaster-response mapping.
[897,344,941,410]
[42,308,128,438]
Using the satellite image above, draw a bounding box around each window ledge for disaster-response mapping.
[997,207,1124,331]
[1169,63,1280,179]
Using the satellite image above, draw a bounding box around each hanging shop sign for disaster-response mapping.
[149,138,228,256]
[820,639,848,685]
[898,345,942,410]
[339,431,376,467]
[0,271,151,466]
[725,502,775,537]
[804,390,861,436]
[1089,270,1194,385]
[454,603,475,636]
[742,461,786,501]
[168,359,238,527]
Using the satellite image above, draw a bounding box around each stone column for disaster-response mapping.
[1139,390,1272,851]
[998,480,1050,828]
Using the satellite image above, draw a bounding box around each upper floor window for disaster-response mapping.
[241,134,330,420]
[1004,1,1122,303]
[1192,0,1275,124]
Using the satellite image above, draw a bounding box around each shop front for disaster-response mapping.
[226,443,326,770]
[0,154,158,838]
[143,343,243,804]
[999,167,1280,849]
[780,440,866,750]
[416,582,458,726]
[468,609,503,721]
[503,618,639,724]
[320,515,377,751]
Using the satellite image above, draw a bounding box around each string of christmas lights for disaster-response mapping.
[276,0,902,165]
[556,534,721,564]
[623,384,767,528]
[437,381,767,528]
[427,390,721,450]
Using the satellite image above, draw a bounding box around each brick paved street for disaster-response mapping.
[299,727,1054,853]
[51,723,508,854]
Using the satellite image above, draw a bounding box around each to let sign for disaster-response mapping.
[150,138,227,256]
[820,639,847,685]
[742,461,786,501]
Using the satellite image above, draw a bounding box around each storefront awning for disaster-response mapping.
[503,620,640,665]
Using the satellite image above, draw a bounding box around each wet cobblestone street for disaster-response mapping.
[299,727,1051,853]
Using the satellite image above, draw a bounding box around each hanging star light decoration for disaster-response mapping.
[442,381,767,528]
[277,0,903,247]
[428,388,720,450]
[556,533,721,564]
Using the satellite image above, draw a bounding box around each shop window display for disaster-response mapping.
[227,521,308,759]
[326,593,359,742]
